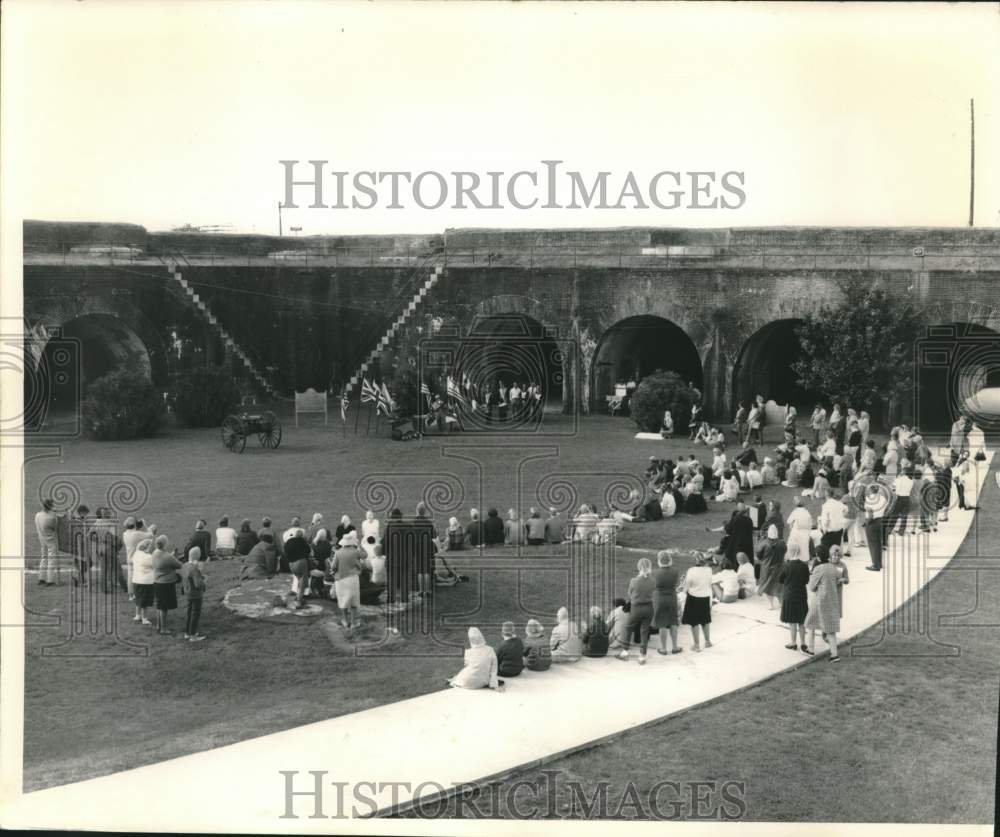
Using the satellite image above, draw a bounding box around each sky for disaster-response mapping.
[3,1,999,235]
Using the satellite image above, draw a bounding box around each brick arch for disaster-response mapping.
[924,299,1000,332]
[472,294,561,332]
[30,297,170,385]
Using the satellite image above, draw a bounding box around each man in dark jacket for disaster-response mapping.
[723,503,755,571]
[483,507,504,546]
[465,509,483,547]
[495,621,525,677]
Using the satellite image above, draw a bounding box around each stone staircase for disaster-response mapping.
[164,260,279,398]
[344,263,444,397]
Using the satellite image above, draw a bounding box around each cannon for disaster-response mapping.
[220,410,282,453]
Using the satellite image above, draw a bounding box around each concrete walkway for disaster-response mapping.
[4,455,991,831]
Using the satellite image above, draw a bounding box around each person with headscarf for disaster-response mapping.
[235,519,258,556]
[131,537,156,626]
[683,473,708,514]
[331,530,364,632]
[803,547,842,661]
[495,622,524,677]
[755,524,786,609]
[522,619,552,671]
[549,607,583,662]
[241,531,278,581]
[152,534,183,635]
[786,497,814,561]
[445,517,466,551]
[760,457,778,486]
[449,627,502,690]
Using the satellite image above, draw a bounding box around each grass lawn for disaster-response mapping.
[20,409,999,821]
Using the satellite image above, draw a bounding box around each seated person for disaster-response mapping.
[746,461,764,489]
[683,475,708,514]
[549,607,583,663]
[582,606,610,657]
[736,552,756,597]
[711,447,728,482]
[495,621,525,678]
[782,458,805,488]
[605,598,630,651]
[711,563,739,603]
[525,509,547,545]
[659,489,677,518]
[810,469,831,500]
[734,444,759,466]
[706,427,726,448]
[714,470,740,503]
[483,508,505,546]
[572,505,600,541]
[661,410,674,436]
[240,532,278,580]
[800,462,816,489]
[595,514,620,544]
[522,619,552,671]
[693,421,713,445]
[760,457,779,485]
[448,627,502,690]
[363,542,387,586]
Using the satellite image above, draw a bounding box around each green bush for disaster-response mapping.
[630,370,698,433]
[169,365,242,427]
[81,370,164,440]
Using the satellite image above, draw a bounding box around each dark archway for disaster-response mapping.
[915,321,1000,433]
[732,319,825,413]
[458,313,564,411]
[35,314,158,414]
[591,315,702,410]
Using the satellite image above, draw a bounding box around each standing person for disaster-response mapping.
[235,519,258,556]
[214,517,237,558]
[841,482,864,556]
[122,516,150,599]
[284,531,312,609]
[892,465,915,535]
[803,550,842,661]
[864,481,889,572]
[495,621,525,677]
[34,498,60,587]
[732,402,747,442]
[331,530,364,633]
[497,380,509,422]
[828,403,844,455]
[151,535,183,636]
[786,497,814,562]
[651,551,682,655]
[784,404,798,441]
[688,401,702,440]
[956,450,981,510]
[94,509,126,594]
[819,490,846,551]
[744,401,761,446]
[384,508,410,607]
[131,538,156,626]
[763,500,785,540]
[858,411,871,449]
[182,547,207,641]
[448,627,502,691]
[810,403,828,447]
[755,525,786,609]
[949,416,968,461]
[414,501,437,601]
[722,503,755,570]
[617,558,656,664]
[779,543,810,651]
[829,544,850,622]
[935,461,952,525]
[681,553,714,652]
[582,606,610,657]
[311,529,334,597]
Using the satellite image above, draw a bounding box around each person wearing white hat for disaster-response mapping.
[331,530,364,632]
[447,627,502,690]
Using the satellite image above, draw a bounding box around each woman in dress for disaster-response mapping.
[829,544,850,621]
[680,552,714,652]
[779,542,810,651]
[445,516,466,551]
[651,550,682,655]
[803,549,842,661]
[617,558,656,664]
[151,535,183,635]
[786,497,814,561]
[361,509,381,549]
[448,627,503,690]
[683,473,708,515]
[131,538,156,626]
[331,530,364,632]
[755,524,787,609]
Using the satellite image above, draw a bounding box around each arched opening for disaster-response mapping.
[456,313,564,413]
[591,315,702,411]
[34,314,155,414]
[732,319,825,414]
[916,321,1000,433]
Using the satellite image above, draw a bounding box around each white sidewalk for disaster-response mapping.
[4,458,990,832]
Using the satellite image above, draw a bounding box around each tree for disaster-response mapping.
[170,365,242,427]
[81,370,163,440]
[792,278,926,424]
[630,370,698,433]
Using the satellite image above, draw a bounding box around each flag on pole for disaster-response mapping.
[361,378,379,404]
[447,376,467,407]
[376,382,394,417]
[420,382,431,398]
[340,389,350,421]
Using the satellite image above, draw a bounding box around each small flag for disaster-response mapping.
[420,382,431,397]
[340,390,350,421]
[447,376,467,407]
[376,382,394,417]
[361,378,379,404]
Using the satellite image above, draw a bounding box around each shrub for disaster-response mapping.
[630,370,698,433]
[170,365,242,427]
[81,370,164,440]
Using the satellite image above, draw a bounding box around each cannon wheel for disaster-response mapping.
[221,415,246,453]
[258,411,282,449]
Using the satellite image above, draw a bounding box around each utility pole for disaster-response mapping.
[278,200,284,237]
